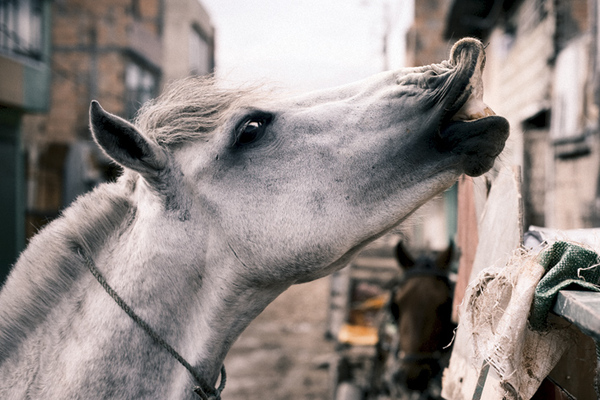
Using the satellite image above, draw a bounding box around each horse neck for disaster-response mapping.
[0,180,135,362]
[118,182,299,381]
[0,175,289,391]
[71,181,289,388]
[96,227,288,389]
[187,261,288,381]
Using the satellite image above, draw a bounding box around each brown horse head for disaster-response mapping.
[388,241,455,393]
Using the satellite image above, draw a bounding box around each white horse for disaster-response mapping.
[0,38,508,399]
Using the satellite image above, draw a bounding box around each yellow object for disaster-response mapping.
[337,323,379,346]
[355,293,389,310]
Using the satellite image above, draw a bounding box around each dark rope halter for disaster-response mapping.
[79,248,226,400]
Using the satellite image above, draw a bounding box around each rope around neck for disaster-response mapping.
[79,249,226,400]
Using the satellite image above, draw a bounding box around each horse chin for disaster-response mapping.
[440,115,509,176]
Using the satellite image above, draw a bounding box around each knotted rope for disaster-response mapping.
[79,249,226,399]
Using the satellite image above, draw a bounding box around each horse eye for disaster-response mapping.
[236,116,269,146]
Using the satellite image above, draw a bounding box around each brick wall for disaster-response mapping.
[405,0,451,67]
[22,0,163,237]
[162,0,214,85]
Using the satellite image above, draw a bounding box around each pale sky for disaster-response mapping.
[200,0,414,92]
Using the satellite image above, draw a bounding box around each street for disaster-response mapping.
[223,277,336,400]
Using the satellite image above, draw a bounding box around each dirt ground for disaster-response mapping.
[222,276,336,400]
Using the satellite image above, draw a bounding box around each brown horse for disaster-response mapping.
[372,241,455,399]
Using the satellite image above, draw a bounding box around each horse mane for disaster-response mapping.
[135,75,268,147]
[0,175,136,362]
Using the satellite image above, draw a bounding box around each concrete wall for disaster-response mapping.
[483,0,555,168]
[547,32,600,229]
[162,0,214,85]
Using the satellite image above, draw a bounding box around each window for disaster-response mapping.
[125,62,158,120]
[189,26,211,76]
[551,37,588,141]
[0,0,43,61]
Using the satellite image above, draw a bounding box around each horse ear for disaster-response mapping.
[436,240,454,271]
[89,101,167,176]
[395,241,415,269]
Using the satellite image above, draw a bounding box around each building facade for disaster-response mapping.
[0,0,52,281]
[445,0,599,397]
[1,0,215,279]
[162,0,214,85]
[446,0,598,231]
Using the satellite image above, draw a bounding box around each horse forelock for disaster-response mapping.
[0,181,135,362]
[134,75,269,148]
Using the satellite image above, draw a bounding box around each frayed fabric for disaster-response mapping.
[442,247,579,400]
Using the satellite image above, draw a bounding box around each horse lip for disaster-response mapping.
[439,38,487,127]
[443,90,472,125]
[439,115,510,176]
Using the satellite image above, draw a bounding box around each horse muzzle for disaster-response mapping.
[437,38,510,177]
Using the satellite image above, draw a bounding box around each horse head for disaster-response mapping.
[0,38,507,399]
[91,38,506,287]
[387,241,455,393]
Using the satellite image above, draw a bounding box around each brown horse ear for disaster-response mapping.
[436,240,454,270]
[395,241,415,268]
